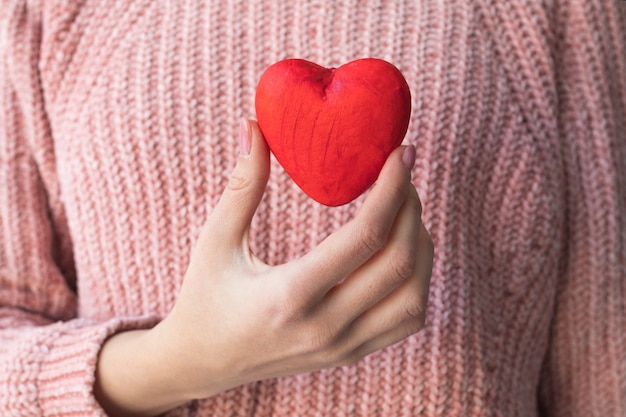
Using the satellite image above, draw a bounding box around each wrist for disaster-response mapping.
[94,327,191,416]
[149,313,247,400]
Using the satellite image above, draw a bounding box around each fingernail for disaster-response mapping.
[402,145,416,169]
[239,118,251,156]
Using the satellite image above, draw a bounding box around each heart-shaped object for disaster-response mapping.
[255,58,411,206]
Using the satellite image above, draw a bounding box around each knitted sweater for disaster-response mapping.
[1,0,625,416]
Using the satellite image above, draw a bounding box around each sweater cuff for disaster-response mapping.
[29,316,159,416]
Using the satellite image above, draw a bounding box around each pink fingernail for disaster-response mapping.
[402,145,416,169]
[239,118,251,155]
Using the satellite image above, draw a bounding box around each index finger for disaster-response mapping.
[289,145,417,305]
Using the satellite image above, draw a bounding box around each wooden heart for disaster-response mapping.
[255,58,411,206]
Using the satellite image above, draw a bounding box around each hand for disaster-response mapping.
[94,119,433,416]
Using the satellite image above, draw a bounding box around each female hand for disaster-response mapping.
[94,119,433,417]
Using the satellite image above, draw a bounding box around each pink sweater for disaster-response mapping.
[1,0,625,416]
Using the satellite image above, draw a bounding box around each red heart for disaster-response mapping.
[255,58,411,206]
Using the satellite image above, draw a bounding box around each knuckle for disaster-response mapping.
[280,277,320,321]
[411,189,423,217]
[226,171,250,192]
[322,343,351,366]
[358,223,388,254]
[337,350,361,367]
[403,296,426,322]
[301,320,340,354]
[301,322,356,367]
[384,178,408,202]
[277,301,310,328]
[266,281,311,326]
[390,248,417,281]
[405,314,427,335]
[263,300,294,329]
[405,185,423,217]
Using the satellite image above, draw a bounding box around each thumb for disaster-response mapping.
[202,119,270,251]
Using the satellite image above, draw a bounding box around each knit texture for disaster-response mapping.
[1,0,625,416]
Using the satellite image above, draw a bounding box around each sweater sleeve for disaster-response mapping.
[0,2,158,416]
[538,1,626,415]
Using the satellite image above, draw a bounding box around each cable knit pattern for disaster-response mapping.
[1,0,624,416]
